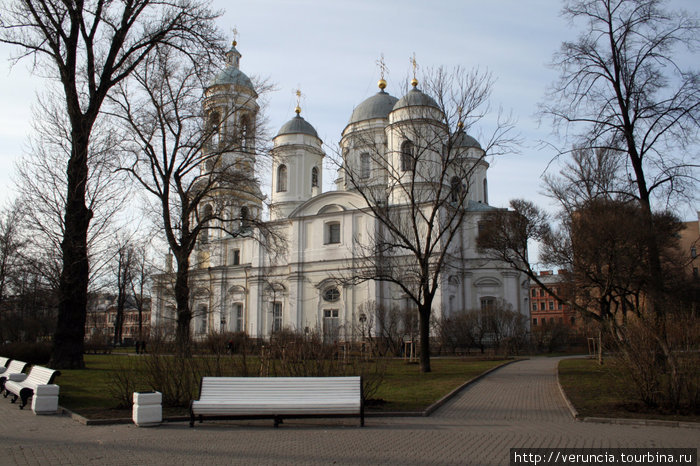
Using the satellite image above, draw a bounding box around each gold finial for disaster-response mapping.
[232,27,238,46]
[457,121,464,129]
[410,52,419,87]
[294,88,302,115]
[376,53,388,90]
[457,106,464,129]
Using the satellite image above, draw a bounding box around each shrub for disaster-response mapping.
[0,341,52,365]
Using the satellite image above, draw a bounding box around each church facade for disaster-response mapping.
[151,43,530,342]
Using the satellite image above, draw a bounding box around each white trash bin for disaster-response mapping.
[132,391,162,427]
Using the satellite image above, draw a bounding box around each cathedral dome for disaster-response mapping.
[454,130,482,149]
[392,87,439,111]
[276,114,319,139]
[209,43,256,93]
[348,90,399,124]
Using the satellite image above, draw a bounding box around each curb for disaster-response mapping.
[365,358,524,418]
[555,359,700,430]
[422,358,522,417]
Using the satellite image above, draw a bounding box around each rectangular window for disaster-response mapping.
[233,303,243,332]
[272,302,282,333]
[323,309,340,343]
[531,289,537,297]
[480,297,495,310]
[549,301,554,310]
[540,302,546,311]
[326,222,341,244]
[691,246,697,258]
[230,248,240,265]
[558,302,563,310]
[532,318,537,326]
[360,153,370,179]
[532,303,537,311]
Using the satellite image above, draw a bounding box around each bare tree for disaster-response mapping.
[16,95,129,295]
[0,201,26,309]
[130,240,153,346]
[112,236,135,346]
[541,0,699,325]
[110,45,274,355]
[334,67,518,372]
[1,0,225,368]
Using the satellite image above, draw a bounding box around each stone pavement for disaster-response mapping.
[1,357,698,465]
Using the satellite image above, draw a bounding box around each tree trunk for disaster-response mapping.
[174,254,192,357]
[50,132,92,369]
[418,306,431,373]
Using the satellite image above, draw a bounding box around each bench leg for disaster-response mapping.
[189,411,195,428]
[274,416,282,428]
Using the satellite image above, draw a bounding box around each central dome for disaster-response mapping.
[392,87,439,111]
[348,90,399,125]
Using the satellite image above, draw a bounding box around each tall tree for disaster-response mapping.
[16,95,129,294]
[111,45,275,355]
[336,67,517,372]
[541,0,699,323]
[113,236,135,346]
[1,0,224,368]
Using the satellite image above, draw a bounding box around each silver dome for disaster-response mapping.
[392,87,439,111]
[348,90,399,124]
[276,114,319,139]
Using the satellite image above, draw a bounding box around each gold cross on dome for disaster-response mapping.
[294,87,303,114]
[376,53,387,80]
[232,27,239,45]
[410,53,418,79]
[410,53,419,87]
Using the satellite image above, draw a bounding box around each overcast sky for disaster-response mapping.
[0,0,697,221]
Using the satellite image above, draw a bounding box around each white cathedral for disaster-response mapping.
[151,42,530,342]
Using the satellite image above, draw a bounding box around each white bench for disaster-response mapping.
[189,376,364,427]
[0,357,10,374]
[0,359,28,391]
[4,365,60,414]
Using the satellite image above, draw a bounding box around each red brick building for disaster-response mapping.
[85,294,151,345]
[529,270,579,330]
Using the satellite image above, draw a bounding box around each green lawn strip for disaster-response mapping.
[371,358,509,412]
[57,355,509,419]
[558,358,700,423]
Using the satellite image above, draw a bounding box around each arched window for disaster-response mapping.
[199,204,213,243]
[483,178,488,204]
[450,176,462,203]
[240,114,252,151]
[208,111,221,147]
[323,286,340,302]
[360,153,370,179]
[400,140,414,172]
[311,166,319,188]
[240,206,250,232]
[277,164,287,192]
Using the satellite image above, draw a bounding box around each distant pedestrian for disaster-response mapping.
[135,341,141,354]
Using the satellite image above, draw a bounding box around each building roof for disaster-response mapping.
[454,130,482,149]
[276,114,319,138]
[209,43,255,92]
[392,87,439,111]
[348,90,399,124]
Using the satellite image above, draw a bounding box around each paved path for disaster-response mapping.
[1,357,697,465]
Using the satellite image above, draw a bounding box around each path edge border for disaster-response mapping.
[556,358,700,430]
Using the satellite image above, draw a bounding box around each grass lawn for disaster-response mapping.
[558,358,700,423]
[57,354,510,419]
